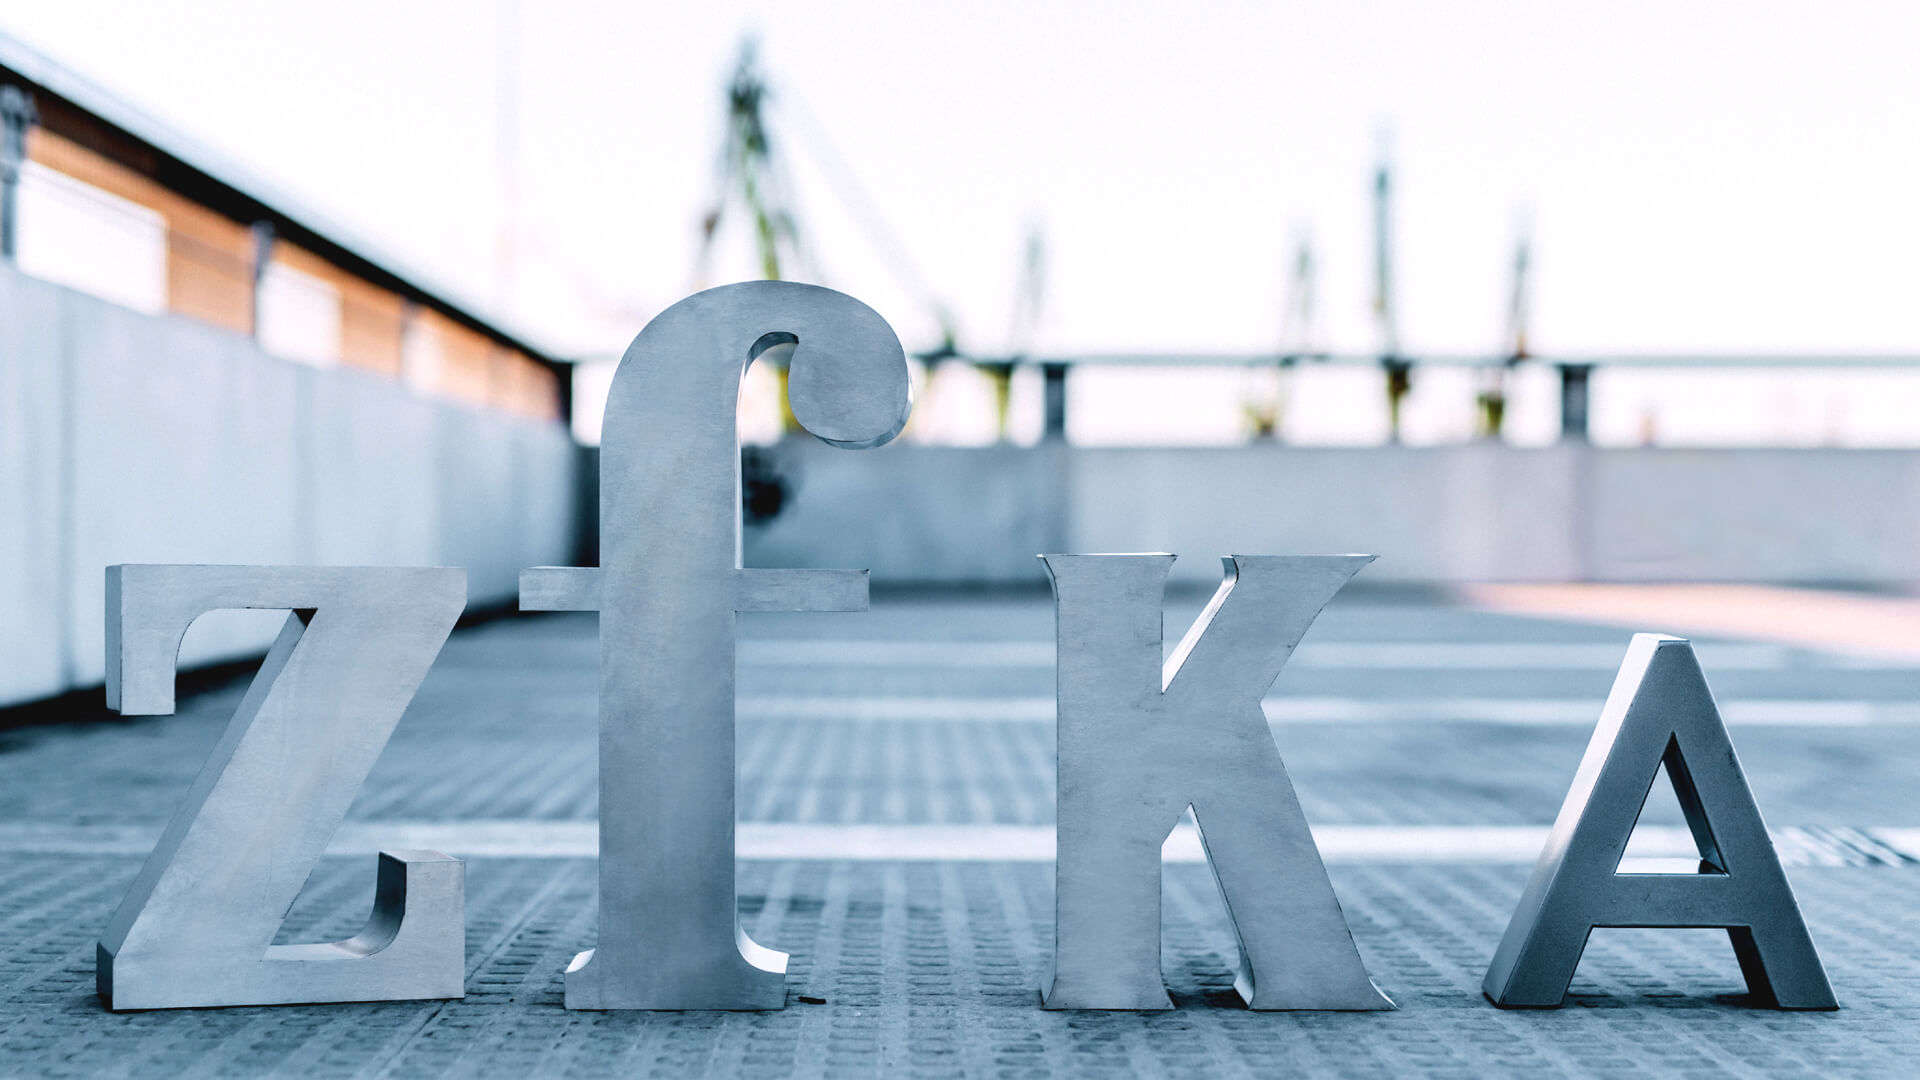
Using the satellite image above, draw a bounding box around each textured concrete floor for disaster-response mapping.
[3,586,1919,1078]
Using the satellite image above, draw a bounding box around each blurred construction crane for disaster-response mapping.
[695,40,808,288]
[695,40,970,432]
[1478,216,1532,438]
[975,220,1048,438]
[1373,137,1412,443]
[1245,234,1317,439]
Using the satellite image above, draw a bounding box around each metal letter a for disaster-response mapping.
[1483,634,1837,1009]
[1042,553,1393,1011]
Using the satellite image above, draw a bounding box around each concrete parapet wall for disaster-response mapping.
[745,439,1920,588]
[746,444,1068,584]
[0,266,580,707]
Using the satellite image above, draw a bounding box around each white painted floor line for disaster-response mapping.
[735,695,1920,726]
[1293,642,1799,671]
[736,640,1913,671]
[738,641,1058,668]
[740,696,1057,722]
[2,821,1912,867]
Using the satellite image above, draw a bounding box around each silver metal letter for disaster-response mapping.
[98,564,467,1010]
[1042,553,1393,1011]
[524,282,911,1010]
[1483,633,1837,1009]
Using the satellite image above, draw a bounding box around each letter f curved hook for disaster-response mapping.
[606,280,910,466]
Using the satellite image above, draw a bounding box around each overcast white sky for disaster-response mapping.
[6,0,1920,364]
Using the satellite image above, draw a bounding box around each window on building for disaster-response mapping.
[256,260,342,367]
[401,307,443,392]
[14,161,167,314]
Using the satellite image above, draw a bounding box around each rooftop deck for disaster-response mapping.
[3,585,1918,1076]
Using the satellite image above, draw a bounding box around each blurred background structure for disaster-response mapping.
[11,9,1920,1073]
[5,1,1920,704]
[0,31,581,707]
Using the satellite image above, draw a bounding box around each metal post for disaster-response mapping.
[1042,362,1068,440]
[1558,363,1592,442]
[0,85,36,262]
[1382,356,1412,444]
[250,220,276,337]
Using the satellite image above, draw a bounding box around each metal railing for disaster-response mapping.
[972,352,1920,443]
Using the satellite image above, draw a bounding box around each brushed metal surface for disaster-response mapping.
[524,281,911,1010]
[1040,553,1394,1011]
[97,564,467,1009]
[1483,634,1838,1009]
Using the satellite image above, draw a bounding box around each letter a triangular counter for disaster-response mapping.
[1483,633,1838,1010]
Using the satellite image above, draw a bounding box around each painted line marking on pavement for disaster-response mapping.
[734,695,1920,726]
[2,821,1913,867]
[739,641,1058,668]
[737,640,1915,671]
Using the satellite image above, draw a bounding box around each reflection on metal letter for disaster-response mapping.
[1042,553,1393,1011]
[523,282,911,1010]
[1483,634,1837,1009]
[97,564,467,1010]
